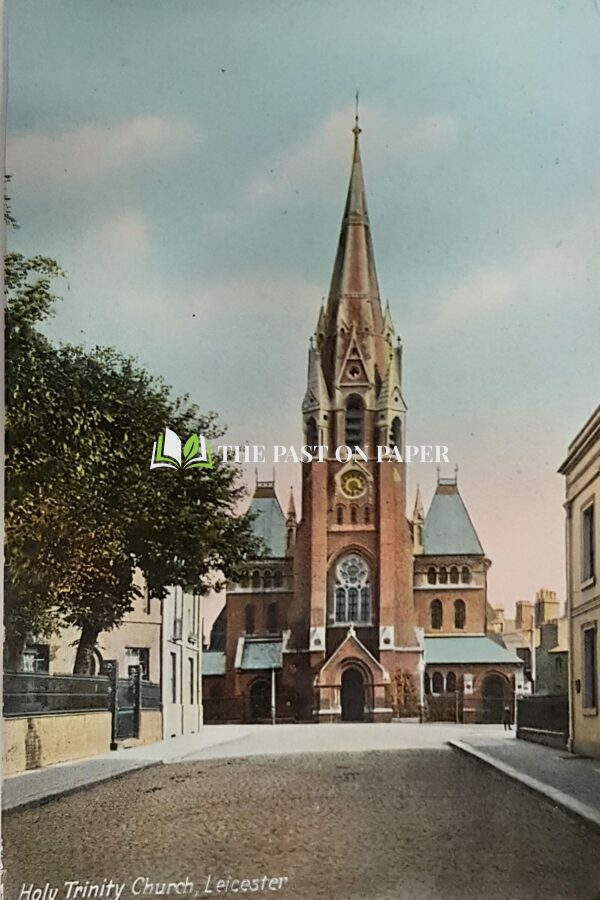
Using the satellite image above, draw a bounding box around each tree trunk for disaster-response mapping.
[4,634,25,672]
[73,621,100,675]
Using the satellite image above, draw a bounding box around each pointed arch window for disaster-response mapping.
[389,417,402,450]
[350,505,358,524]
[345,394,364,447]
[427,566,437,585]
[273,570,284,589]
[333,553,371,624]
[446,672,457,693]
[431,599,443,630]
[461,566,471,584]
[245,604,256,634]
[306,417,318,449]
[454,599,466,630]
[439,566,448,585]
[450,566,459,584]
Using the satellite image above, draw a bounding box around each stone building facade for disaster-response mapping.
[203,121,522,724]
[560,404,600,755]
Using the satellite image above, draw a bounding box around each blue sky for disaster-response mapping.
[7,0,600,614]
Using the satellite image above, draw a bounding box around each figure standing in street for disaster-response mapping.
[503,704,512,731]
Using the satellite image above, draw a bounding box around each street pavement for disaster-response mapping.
[2,722,512,810]
[4,740,600,900]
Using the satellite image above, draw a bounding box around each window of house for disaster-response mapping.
[337,505,344,525]
[461,566,471,584]
[240,571,249,588]
[427,567,437,585]
[450,566,459,584]
[431,599,443,630]
[454,599,466,630]
[446,672,457,692]
[364,506,371,525]
[189,658,195,704]
[267,602,278,633]
[432,672,444,694]
[333,553,371,624]
[126,647,150,680]
[251,570,261,590]
[170,652,177,704]
[345,395,364,447]
[583,625,597,710]
[350,505,358,524]
[273,570,284,589]
[439,567,448,584]
[245,604,256,634]
[582,502,596,583]
[263,570,272,590]
[424,673,431,695]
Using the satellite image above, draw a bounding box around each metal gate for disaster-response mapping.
[105,661,141,747]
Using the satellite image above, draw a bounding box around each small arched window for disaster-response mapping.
[245,604,256,634]
[432,672,444,694]
[389,417,402,450]
[431,599,443,630]
[427,566,437,585]
[461,566,471,584]
[240,571,249,588]
[306,417,318,448]
[345,394,364,447]
[266,602,278,633]
[364,506,371,524]
[350,505,358,524]
[251,570,261,590]
[273,570,283,589]
[446,671,457,693]
[424,673,431,695]
[454,599,466,630]
[450,566,459,584]
[337,505,344,525]
[439,566,448,584]
[263,570,272,590]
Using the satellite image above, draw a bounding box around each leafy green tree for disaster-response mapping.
[5,253,260,672]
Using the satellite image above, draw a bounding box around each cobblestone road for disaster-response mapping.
[5,749,600,900]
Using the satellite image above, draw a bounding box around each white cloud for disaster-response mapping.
[247,105,459,204]
[7,115,198,185]
[423,203,600,327]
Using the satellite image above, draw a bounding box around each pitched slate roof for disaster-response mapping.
[249,482,288,558]
[424,636,522,665]
[240,637,282,671]
[422,478,484,556]
[202,651,226,676]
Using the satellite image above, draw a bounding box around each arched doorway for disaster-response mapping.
[481,674,506,724]
[341,667,365,722]
[249,680,270,721]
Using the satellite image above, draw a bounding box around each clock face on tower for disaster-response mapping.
[340,470,367,499]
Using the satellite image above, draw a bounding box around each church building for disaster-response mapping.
[203,119,522,724]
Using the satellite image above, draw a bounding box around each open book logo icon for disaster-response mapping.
[150,427,213,471]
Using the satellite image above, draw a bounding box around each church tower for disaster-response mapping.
[292,114,421,722]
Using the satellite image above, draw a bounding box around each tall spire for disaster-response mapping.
[321,108,385,387]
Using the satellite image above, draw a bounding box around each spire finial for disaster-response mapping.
[353,90,361,140]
